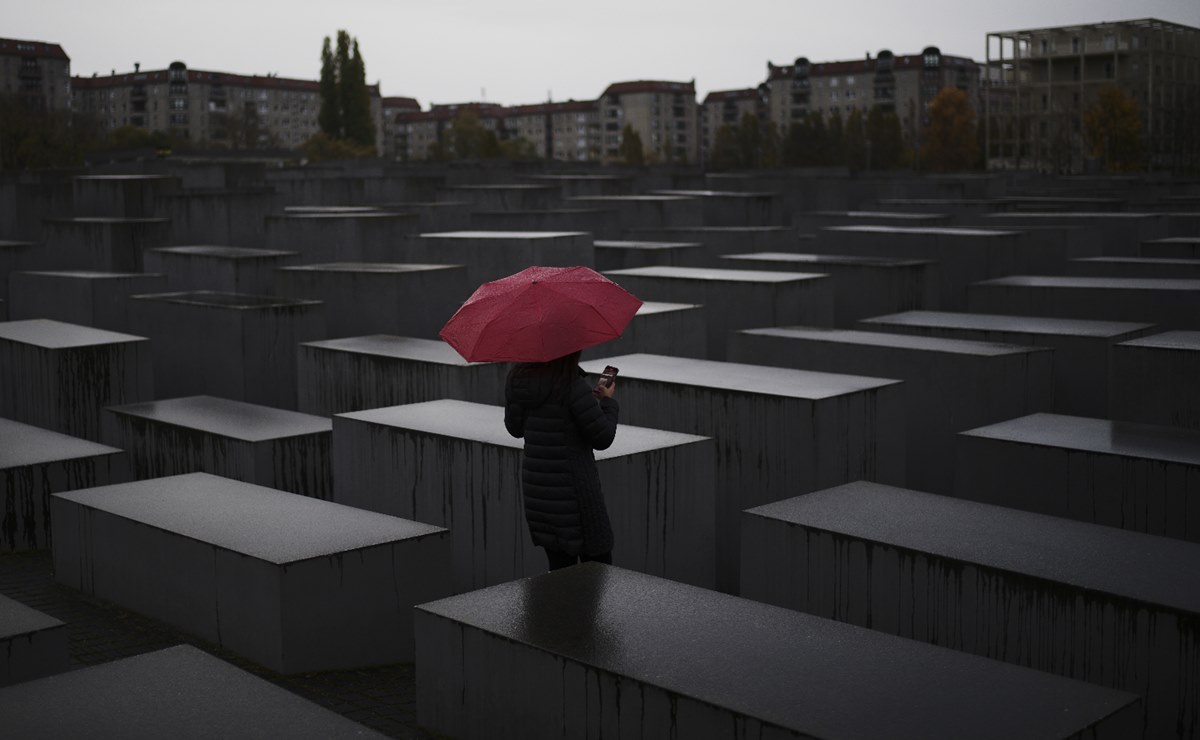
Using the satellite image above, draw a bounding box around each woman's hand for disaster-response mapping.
[593,379,615,399]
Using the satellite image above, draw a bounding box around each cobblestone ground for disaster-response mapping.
[0,550,437,739]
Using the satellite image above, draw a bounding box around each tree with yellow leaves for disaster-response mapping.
[1083,85,1144,172]
[922,86,978,172]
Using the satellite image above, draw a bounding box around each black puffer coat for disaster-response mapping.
[504,363,619,557]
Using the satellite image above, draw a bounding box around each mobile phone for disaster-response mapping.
[599,365,619,388]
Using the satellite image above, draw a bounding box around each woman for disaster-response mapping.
[504,350,619,570]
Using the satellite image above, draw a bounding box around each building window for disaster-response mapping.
[1072,37,1081,53]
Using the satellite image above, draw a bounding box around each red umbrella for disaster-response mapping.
[439,266,643,363]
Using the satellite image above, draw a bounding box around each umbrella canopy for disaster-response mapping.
[439,265,643,363]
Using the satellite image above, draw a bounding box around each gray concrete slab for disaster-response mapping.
[1141,236,1200,259]
[0,417,125,551]
[368,201,473,232]
[982,212,1169,255]
[566,195,704,232]
[41,217,170,272]
[648,189,783,226]
[622,225,802,265]
[275,262,467,340]
[859,310,1155,417]
[791,210,953,232]
[9,270,167,333]
[144,245,300,295]
[742,480,1197,739]
[438,184,561,211]
[581,353,904,592]
[470,208,614,238]
[264,212,422,263]
[0,645,390,738]
[730,326,1052,494]
[0,240,38,301]
[128,291,324,410]
[0,592,67,687]
[593,240,703,271]
[1111,331,1200,430]
[956,412,1200,542]
[334,400,716,591]
[524,173,633,198]
[1068,256,1200,279]
[722,252,939,326]
[402,231,594,299]
[72,174,179,219]
[969,275,1200,330]
[415,563,1138,740]
[0,319,152,441]
[815,225,1028,309]
[604,266,832,360]
[102,395,331,500]
[156,187,275,246]
[52,473,450,672]
[297,334,509,415]
[580,300,707,361]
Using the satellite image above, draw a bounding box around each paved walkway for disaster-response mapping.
[0,550,434,739]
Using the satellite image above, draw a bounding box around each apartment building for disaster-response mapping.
[984,18,1200,172]
[700,88,765,164]
[0,37,71,111]
[382,96,421,159]
[72,61,385,152]
[395,102,505,161]
[599,80,699,164]
[764,48,980,145]
[502,100,600,161]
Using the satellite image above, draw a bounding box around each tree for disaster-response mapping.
[1082,85,1144,173]
[737,112,762,168]
[922,87,979,172]
[761,121,781,168]
[314,30,375,151]
[619,125,644,165]
[709,124,741,171]
[826,109,845,165]
[866,106,904,169]
[843,108,867,170]
[301,131,375,162]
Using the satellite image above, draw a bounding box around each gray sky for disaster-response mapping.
[8,0,1199,106]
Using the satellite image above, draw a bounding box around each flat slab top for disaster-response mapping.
[806,210,950,220]
[278,262,459,274]
[303,335,483,365]
[55,473,444,564]
[605,266,826,283]
[47,217,169,225]
[593,240,702,250]
[0,318,146,348]
[860,310,1153,338]
[826,225,1019,237]
[1075,256,1200,266]
[1145,236,1200,244]
[75,174,172,182]
[747,481,1200,615]
[649,189,775,198]
[446,184,554,191]
[18,270,160,280]
[987,211,1157,220]
[282,206,381,214]
[340,400,709,459]
[569,195,694,202]
[978,275,1200,290]
[277,212,407,221]
[417,564,1135,739]
[131,290,322,309]
[151,245,298,259]
[0,241,36,248]
[741,326,1045,357]
[106,395,331,442]
[635,226,792,234]
[0,645,388,739]
[723,251,932,268]
[1119,330,1200,351]
[0,417,122,468]
[0,592,64,639]
[632,300,700,316]
[962,412,1200,467]
[419,230,588,239]
[581,353,899,400]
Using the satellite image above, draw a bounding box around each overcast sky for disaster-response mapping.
[9,0,1199,107]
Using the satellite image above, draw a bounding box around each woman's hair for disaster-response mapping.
[547,350,582,386]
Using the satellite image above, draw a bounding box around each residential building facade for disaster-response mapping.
[72,61,385,152]
[700,88,764,164]
[395,102,505,161]
[599,80,699,164]
[0,37,70,111]
[382,96,421,159]
[764,48,980,146]
[502,100,600,161]
[984,18,1200,172]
